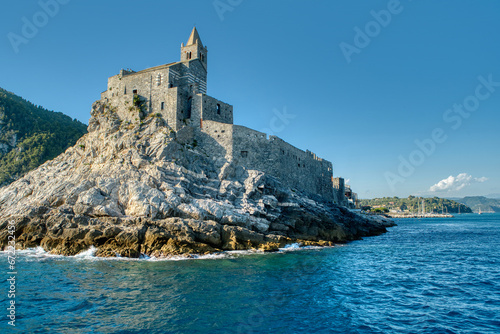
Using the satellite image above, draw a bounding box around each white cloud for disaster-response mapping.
[429,173,488,192]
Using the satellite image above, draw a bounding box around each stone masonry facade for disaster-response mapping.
[100,28,336,201]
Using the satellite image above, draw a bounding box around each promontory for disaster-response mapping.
[0,28,393,257]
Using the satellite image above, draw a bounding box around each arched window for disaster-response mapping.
[216,104,221,115]
[187,52,192,60]
[187,97,192,119]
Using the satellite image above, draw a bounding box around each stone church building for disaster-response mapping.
[101,28,353,204]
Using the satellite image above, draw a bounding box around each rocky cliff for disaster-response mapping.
[0,101,393,257]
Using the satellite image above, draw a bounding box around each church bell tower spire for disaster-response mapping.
[181,27,207,69]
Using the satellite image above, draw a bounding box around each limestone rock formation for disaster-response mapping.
[0,102,394,257]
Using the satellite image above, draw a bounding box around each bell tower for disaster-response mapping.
[180,27,208,70]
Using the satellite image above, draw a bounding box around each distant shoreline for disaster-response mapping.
[386,213,454,219]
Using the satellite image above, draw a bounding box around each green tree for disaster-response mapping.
[0,87,87,186]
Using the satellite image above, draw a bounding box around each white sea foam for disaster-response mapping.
[279,242,340,252]
[1,242,335,262]
[7,246,66,260]
[145,252,236,262]
[74,246,97,259]
[282,243,302,250]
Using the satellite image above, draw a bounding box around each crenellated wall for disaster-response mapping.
[232,126,334,200]
[195,123,334,200]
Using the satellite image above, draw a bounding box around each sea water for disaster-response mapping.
[0,214,499,333]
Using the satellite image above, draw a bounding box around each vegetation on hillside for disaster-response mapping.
[0,88,87,186]
[359,196,472,214]
[456,196,500,213]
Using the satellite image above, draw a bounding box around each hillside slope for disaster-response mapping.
[359,196,472,214]
[456,196,500,213]
[0,88,87,186]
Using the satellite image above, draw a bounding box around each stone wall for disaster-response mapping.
[230,126,334,200]
[201,94,233,124]
[333,177,348,206]
[265,135,333,200]
[188,93,233,128]
[101,67,174,124]
[197,120,234,165]
[163,87,182,131]
[171,61,207,95]
[100,59,207,130]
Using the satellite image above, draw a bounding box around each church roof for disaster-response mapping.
[125,61,180,76]
[187,27,203,47]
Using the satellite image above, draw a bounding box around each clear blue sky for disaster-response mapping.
[1,0,499,199]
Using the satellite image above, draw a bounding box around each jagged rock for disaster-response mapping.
[0,102,395,257]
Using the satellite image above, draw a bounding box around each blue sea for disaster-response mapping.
[1,214,499,333]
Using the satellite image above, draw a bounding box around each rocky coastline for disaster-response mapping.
[0,102,394,258]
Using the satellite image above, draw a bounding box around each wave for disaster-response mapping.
[0,242,338,262]
[280,242,340,252]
